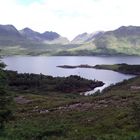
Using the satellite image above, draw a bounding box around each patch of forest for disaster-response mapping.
[5,70,104,93]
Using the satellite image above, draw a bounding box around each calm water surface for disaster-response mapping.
[3,56,140,94]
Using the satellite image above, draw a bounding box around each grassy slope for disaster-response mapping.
[0,43,81,56]
[60,33,140,56]
[1,34,140,56]
[93,34,140,56]
[2,75,140,140]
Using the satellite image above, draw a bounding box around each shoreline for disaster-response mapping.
[57,63,140,76]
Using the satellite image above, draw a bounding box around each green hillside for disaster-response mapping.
[1,25,140,56]
[60,26,140,56]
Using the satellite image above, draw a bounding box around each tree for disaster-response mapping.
[0,61,12,134]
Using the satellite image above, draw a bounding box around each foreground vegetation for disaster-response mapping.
[0,64,140,139]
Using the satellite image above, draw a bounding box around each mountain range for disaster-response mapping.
[0,24,140,56]
[0,25,69,45]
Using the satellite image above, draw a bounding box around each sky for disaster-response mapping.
[0,0,140,40]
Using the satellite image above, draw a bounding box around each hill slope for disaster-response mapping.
[0,25,71,55]
[93,26,140,55]
[0,25,140,56]
[0,24,25,46]
[71,31,103,44]
[20,28,69,44]
[57,26,140,56]
[2,68,140,139]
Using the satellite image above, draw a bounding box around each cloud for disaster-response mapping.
[0,0,140,40]
[16,0,44,5]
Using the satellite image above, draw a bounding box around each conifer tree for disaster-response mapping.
[0,61,12,133]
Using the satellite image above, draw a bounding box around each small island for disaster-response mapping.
[57,64,95,69]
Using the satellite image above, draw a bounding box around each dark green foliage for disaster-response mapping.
[0,62,6,69]
[6,71,103,93]
[55,75,103,92]
[0,62,12,133]
[117,64,140,75]
[131,102,140,128]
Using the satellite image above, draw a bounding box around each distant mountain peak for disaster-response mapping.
[20,27,42,41]
[20,27,69,43]
[78,32,88,37]
[107,25,140,37]
[0,24,21,37]
[42,31,60,41]
[71,31,104,44]
[20,27,41,34]
[0,24,17,30]
[21,27,36,32]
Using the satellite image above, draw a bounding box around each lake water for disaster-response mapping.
[2,56,140,94]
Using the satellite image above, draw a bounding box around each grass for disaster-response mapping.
[0,74,140,139]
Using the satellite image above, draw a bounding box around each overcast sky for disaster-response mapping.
[0,0,140,40]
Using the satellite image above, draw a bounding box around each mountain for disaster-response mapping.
[0,24,21,37]
[0,25,140,56]
[92,26,140,55]
[41,31,69,44]
[107,26,140,37]
[0,24,24,46]
[41,31,60,40]
[20,28,69,44]
[71,32,103,44]
[20,28,60,41]
[71,32,89,44]
[0,24,71,55]
[85,31,104,42]
[19,28,42,41]
[0,25,69,47]
[68,26,140,56]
